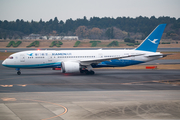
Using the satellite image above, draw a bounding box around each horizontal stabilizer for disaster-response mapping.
[145,54,172,58]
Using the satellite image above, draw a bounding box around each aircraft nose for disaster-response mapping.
[2,59,6,66]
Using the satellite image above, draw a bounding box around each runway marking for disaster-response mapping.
[8,79,180,86]
[17,84,27,87]
[23,99,68,120]
[1,97,17,101]
[1,79,179,88]
[0,85,13,87]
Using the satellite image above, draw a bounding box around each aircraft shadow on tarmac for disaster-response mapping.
[11,69,165,76]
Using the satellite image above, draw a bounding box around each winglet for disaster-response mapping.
[135,24,166,52]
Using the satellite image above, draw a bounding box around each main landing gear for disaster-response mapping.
[80,69,95,75]
[80,65,95,75]
[16,68,21,75]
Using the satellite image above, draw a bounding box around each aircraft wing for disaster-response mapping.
[80,54,144,65]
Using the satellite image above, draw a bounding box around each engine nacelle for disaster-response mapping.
[61,61,80,73]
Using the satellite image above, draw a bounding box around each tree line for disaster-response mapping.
[0,16,180,40]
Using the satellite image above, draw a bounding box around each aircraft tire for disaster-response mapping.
[80,69,85,74]
[17,71,21,75]
[85,70,95,75]
[89,70,95,75]
[82,70,95,75]
[85,70,90,75]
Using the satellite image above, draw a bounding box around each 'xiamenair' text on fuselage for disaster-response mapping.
[52,53,72,56]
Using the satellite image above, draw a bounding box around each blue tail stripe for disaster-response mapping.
[136,24,166,52]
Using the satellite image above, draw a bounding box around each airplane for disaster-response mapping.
[2,24,167,75]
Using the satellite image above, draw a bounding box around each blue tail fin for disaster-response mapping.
[136,24,166,52]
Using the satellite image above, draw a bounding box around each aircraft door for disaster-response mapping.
[131,53,135,60]
[131,56,135,60]
[98,53,103,58]
[20,54,25,62]
[48,53,52,62]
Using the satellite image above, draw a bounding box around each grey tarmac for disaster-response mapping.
[0,61,180,120]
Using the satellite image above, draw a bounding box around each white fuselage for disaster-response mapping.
[2,49,162,68]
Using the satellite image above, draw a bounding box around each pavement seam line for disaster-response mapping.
[22,99,68,120]
[4,103,22,120]
[75,103,104,120]
[39,102,63,120]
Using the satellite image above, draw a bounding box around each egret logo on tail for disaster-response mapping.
[148,39,158,44]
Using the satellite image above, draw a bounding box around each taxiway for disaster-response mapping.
[0,62,180,120]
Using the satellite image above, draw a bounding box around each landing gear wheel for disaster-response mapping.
[17,71,21,75]
[16,68,21,75]
[89,70,95,75]
[85,70,89,75]
[80,68,95,75]
[85,70,95,75]
[80,69,85,74]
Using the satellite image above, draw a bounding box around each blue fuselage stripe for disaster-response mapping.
[94,59,144,67]
[2,60,144,68]
[2,62,61,68]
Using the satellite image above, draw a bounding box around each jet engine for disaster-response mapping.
[61,61,80,73]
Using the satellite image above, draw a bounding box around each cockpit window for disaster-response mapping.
[8,56,13,59]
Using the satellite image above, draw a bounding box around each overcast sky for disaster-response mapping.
[0,0,180,22]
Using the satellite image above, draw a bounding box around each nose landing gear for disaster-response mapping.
[16,68,21,75]
[17,71,21,75]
